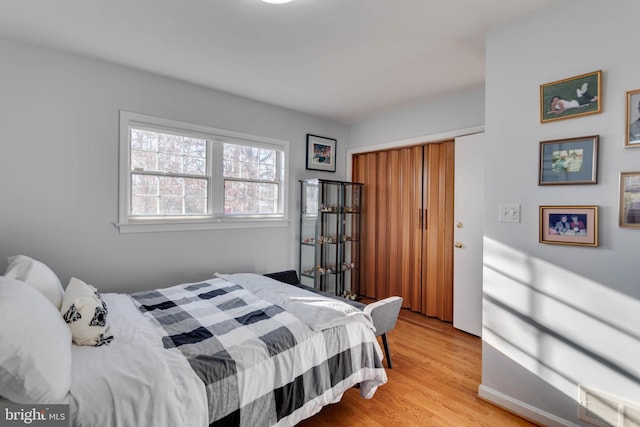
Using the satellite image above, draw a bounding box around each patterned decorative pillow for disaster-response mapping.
[60,277,114,346]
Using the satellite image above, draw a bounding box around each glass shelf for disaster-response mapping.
[299,179,363,296]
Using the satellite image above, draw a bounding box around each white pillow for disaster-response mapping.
[60,277,114,346]
[0,276,72,403]
[4,255,64,310]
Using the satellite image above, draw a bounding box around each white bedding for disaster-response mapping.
[68,293,208,427]
[216,273,375,332]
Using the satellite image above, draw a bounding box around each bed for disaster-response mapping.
[0,256,387,427]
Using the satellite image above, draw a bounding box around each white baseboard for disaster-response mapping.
[478,384,582,427]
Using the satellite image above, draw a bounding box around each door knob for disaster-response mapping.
[454,241,463,248]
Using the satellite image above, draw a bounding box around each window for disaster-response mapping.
[118,111,289,233]
[129,128,208,216]
[223,143,281,215]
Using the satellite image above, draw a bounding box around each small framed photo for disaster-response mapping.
[540,70,601,123]
[538,135,598,185]
[306,134,336,172]
[619,172,640,228]
[539,205,598,247]
[626,89,640,147]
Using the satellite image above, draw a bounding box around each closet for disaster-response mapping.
[352,141,454,321]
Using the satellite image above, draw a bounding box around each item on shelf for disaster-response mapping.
[341,290,358,301]
[317,235,338,243]
[319,204,338,212]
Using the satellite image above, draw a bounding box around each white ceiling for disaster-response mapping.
[0,0,556,124]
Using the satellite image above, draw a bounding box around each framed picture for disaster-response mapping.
[539,205,598,246]
[619,172,640,228]
[626,89,640,147]
[306,134,336,172]
[540,70,601,123]
[538,135,598,185]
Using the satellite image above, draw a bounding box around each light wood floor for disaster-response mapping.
[298,309,538,427]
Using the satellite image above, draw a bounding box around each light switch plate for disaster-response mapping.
[499,203,521,223]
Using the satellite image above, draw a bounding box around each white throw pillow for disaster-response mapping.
[60,277,114,346]
[0,276,72,403]
[4,255,64,310]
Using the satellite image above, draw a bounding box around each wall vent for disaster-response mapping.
[579,386,640,427]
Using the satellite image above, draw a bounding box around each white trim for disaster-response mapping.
[478,384,582,427]
[122,111,289,147]
[345,125,484,178]
[114,218,289,234]
[118,111,290,233]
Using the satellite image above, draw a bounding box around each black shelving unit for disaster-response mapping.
[299,179,363,296]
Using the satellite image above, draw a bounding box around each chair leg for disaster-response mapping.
[381,333,393,369]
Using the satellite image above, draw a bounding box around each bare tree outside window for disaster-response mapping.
[223,143,280,215]
[130,128,208,216]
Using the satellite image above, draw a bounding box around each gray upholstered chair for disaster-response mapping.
[364,296,403,368]
[263,271,403,368]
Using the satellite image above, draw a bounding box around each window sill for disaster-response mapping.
[114,218,289,234]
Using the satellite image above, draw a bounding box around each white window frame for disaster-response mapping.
[117,111,289,233]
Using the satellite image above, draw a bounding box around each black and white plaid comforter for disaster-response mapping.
[131,276,387,427]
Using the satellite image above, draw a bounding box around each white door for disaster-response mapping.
[453,132,485,337]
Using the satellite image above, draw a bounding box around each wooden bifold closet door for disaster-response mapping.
[352,141,454,321]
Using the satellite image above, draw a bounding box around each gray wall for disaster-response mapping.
[349,84,485,148]
[0,36,347,293]
[482,0,640,424]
